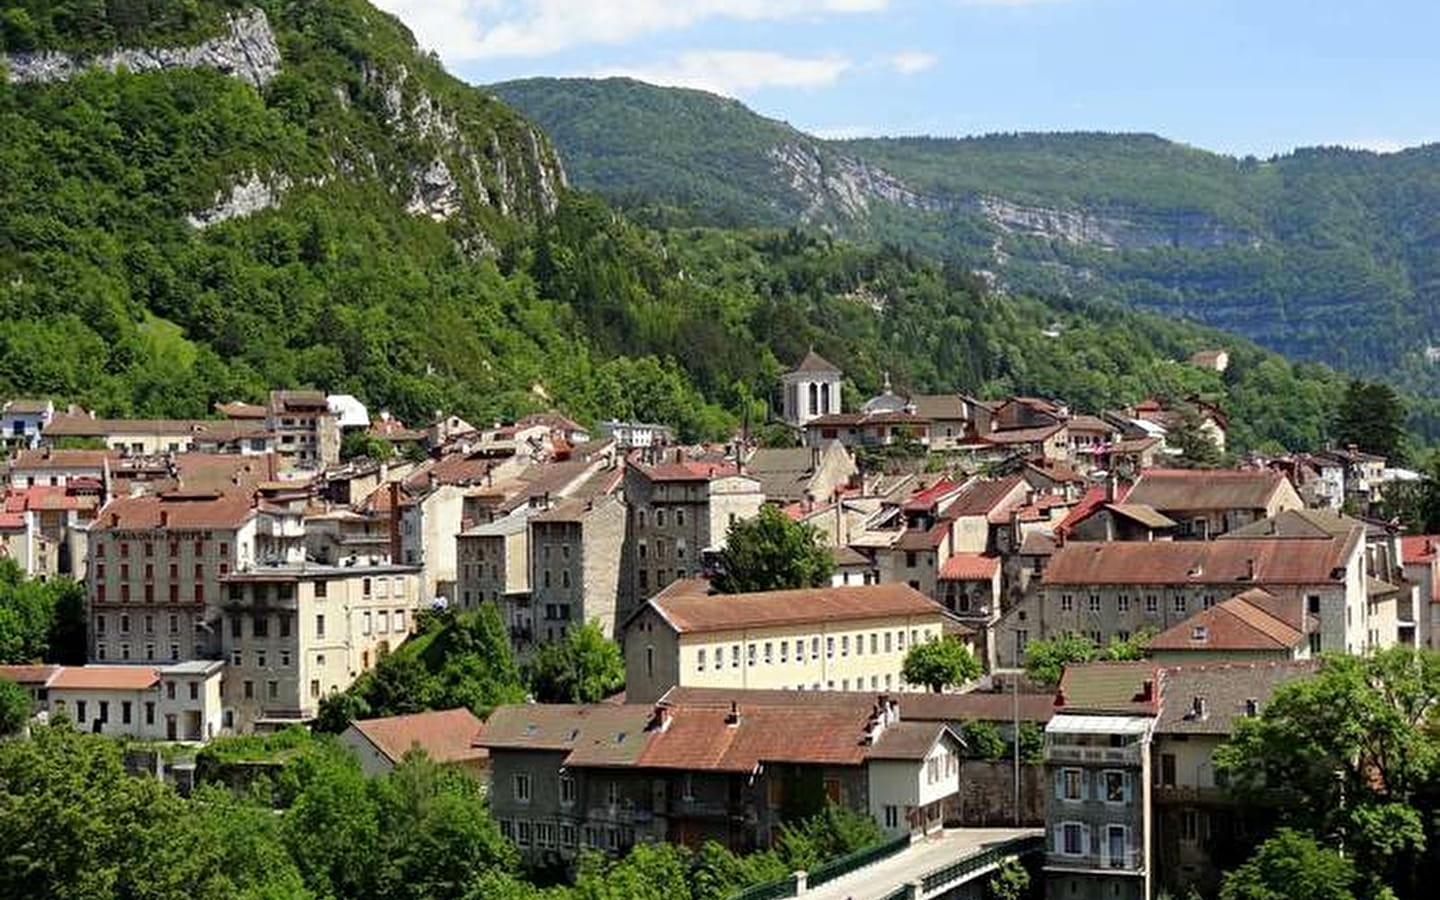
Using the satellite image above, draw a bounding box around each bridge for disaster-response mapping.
[732,828,1045,900]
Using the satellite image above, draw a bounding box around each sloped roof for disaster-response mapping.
[1224,508,1362,540]
[174,453,278,494]
[910,394,967,420]
[1105,504,1179,529]
[638,703,870,772]
[94,492,256,531]
[981,424,1063,445]
[1043,538,1352,587]
[10,449,117,470]
[1055,661,1160,714]
[646,584,943,635]
[1158,660,1317,735]
[0,664,57,685]
[476,704,655,769]
[944,476,1026,518]
[867,721,958,761]
[790,349,841,374]
[49,666,159,690]
[1148,592,1303,652]
[939,553,1001,581]
[349,708,486,766]
[1126,469,1289,511]
[1402,535,1440,566]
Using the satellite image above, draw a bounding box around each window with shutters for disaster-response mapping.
[1061,768,1082,801]
[1059,822,1086,856]
[1104,770,1127,803]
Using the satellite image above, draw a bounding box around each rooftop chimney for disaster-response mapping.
[724,700,741,727]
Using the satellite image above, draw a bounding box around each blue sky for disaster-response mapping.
[372,0,1440,157]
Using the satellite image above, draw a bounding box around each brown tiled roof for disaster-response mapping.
[894,523,949,551]
[10,449,117,470]
[1019,530,1058,557]
[4,399,50,414]
[1225,508,1361,540]
[648,584,944,635]
[981,424,1063,445]
[638,702,870,772]
[49,666,159,690]
[1055,661,1160,714]
[1157,660,1317,734]
[634,461,742,483]
[867,721,955,760]
[1068,415,1115,433]
[1148,592,1303,652]
[174,453,279,494]
[943,476,1025,518]
[269,389,327,410]
[832,546,872,567]
[43,415,264,441]
[475,704,655,767]
[939,553,1000,581]
[791,349,841,374]
[910,394,966,421]
[215,401,267,419]
[403,454,496,491]
[349,708,486,765]
[1042,538,1352,587]
[1126,469,1289,511]
[656,687,1056,724]
[1105,504,1178,529]
[0,664,57,685]
[94,492,256,531]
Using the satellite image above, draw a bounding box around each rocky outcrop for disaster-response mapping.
[187,171,290,229]
[2,9,281,89]
[366,63,566,225]
[977,197,1252,251]
[768,142,950,223]
[405,158,463,221]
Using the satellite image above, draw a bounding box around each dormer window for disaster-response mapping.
[1244,698,1259,717]
[1191,625,1208,642]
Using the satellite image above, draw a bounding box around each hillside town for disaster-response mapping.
[0,350,1433,899]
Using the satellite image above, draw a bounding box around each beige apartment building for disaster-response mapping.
[88,491,287,663]
[219,563,422,732]
[622,582,960,702]
[43,661,224,742]
[619,459,763,613]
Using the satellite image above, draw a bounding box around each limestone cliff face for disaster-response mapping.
[768,140,1252,252]
[2,8,281,88]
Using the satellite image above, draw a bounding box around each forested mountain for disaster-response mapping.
[491,77,1440,405]
[0,1,1367,452]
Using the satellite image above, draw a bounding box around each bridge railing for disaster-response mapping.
[919,834,1044,895]
[807,833,912,890]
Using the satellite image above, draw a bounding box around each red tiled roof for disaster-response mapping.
[647,584,944,634]
[1401,535,1440,565]
[1149,592,1303,652]
[94,492,256,531]
[349,708,486,765]
[1043,538,1353,587]
[49,666,159,690]
[939,553,1000,581]
[981,424,1063,445]
[637,461,742,482]
[0,664,57,685]
[903,478,964,512]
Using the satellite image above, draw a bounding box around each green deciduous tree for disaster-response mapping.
[1022,631,1151,687]
[1219,829,1361,900]
[526,620,625,703]
[0,560,86,664]
[986,858,1031,900]
[0,677,30,735]
[713,505,833,594]
[901,637,981,693]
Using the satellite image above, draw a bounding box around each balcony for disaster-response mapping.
[1046,744,1143,765]
[1045,849,1144,873]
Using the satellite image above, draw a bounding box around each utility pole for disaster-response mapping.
[1013,672,1021,827]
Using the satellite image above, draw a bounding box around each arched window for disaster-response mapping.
[809,383,819,415]
[821,382,832,414]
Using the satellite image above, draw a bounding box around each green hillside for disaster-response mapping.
[0,3,1365,452]
[490,77,1440,411]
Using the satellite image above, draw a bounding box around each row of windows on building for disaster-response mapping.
[636,538,687,560]
[96,582,209,604]
[498,819,626,853]
[94,642,188,662]
[634,507,687,530]
[96,612,189,636]
[96,561,226,582]
[1056,593,1326,615]
[58,692,194,727]
[97,539,229,559]
[635,567,697,592]
[1056,768,1134,804]
[694,628,933,672]
[1052,821,1134,865]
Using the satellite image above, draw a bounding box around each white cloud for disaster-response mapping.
[372,0,887,62]
[598,50,853,96]
[887,50,937,74]
[1340,138,1416,154]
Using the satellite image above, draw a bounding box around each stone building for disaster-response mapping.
[529,496,625,643]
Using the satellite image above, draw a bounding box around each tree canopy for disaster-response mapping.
[0,560,86,665]
[525,620,626,703]
[713,505,834,594]
[1022,631,1150,687]
[901,637,981,693]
